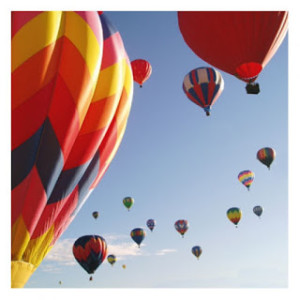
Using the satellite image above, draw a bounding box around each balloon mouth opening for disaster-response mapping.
[235,62,262,83]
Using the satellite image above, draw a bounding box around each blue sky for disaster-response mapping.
[3,1,300,299]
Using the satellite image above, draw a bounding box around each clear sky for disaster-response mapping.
[3,1,300,299]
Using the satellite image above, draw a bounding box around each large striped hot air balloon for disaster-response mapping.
[257,147,276,169]
[227,207,242,228]
[178,11,288,94]
[238,170,255,191]
[11,11,133,288]
[183,67,224,116]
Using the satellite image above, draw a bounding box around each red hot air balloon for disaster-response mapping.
[131,59,152,87]
[178,11,288,94]
[174,220,189,238]
[11,11,133,288]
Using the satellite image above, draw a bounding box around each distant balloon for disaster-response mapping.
[131,59,152,87]
[107,254,116,266]
[146,219,156,232]
[123,196,134,211]
[130,228,146,247]
[257,147,276,169]
[253,206,263,218]
[58,281,62,285]
[174,220,189,238]
[72,235,107,281]
[122,264,126,269]
[238,170,254,190]
[227,207,242,227]
[92,211,99,219]
[183,67,224,116]
[191,246,202,259]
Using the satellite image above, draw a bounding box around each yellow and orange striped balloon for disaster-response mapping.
[11,11,133,288]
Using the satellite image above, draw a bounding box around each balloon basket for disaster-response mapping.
[246,83,260,94]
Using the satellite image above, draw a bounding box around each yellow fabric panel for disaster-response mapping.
[12,11,63,72]
[92,61,125,102]
[11,261,36,288]
[11,216,31,261]
[23,225,55,266]
[64,12,102,82]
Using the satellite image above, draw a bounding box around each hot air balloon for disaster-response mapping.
[130,228,146,248]
[191,246,202,260]
[122,264,126,269]
[92,211,99,219]
[238,170,255,190]
[58,281,62,285]
[107,254,116,266]
[253,206,263,218]
[146,219,156,232]
[11,11,133,288]
[174,220,189,238]
[178,11,288,94]
[183,67,224,116]
[131,59,152,87]
[72,235,107,281]
[123,196,134,211]
[257,147,276,169]
[227,207,242,228]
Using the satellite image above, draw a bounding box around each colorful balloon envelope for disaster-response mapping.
[131,59,152,87]
[123,196,134,211]
[174,219,189,237]
[107,254,116,266]
[257,147,276,169]
[72,235,107,279]
[130,228,146,247]
[178,11,288,93]
[146,219,156,232]
[92,211,99,219]
[183,67,224,116]
[191,246,202,259]
[253,206,263,218]
[11,11,133,288]
[227,207,242,227]
[238,170,255,190]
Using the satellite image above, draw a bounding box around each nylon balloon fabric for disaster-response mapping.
[73,235,107,274]
[178,11,288,83]
[11,11,133,288]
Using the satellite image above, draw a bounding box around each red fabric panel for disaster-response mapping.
[178,11,288,77]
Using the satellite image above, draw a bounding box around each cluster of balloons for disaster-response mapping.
[227,147,276,227]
